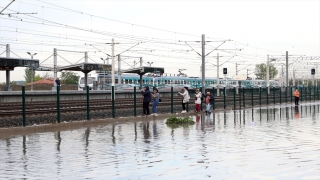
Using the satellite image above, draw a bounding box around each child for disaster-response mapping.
[151,88,160,116]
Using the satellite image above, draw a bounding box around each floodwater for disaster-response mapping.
[1,104,320,180]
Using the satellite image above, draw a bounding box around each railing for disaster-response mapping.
[0,86,319,128]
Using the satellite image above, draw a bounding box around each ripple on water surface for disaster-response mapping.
[0,105,320,179]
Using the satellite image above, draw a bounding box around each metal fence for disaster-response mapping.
[2,86,320,127]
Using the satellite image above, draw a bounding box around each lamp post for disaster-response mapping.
[100,57,109,90]
[27,52,37,91]
[147,62,153,67]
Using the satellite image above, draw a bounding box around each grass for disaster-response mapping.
[165,116,195,125]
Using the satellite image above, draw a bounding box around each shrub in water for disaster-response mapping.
[165,116,195,124]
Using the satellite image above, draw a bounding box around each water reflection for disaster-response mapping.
[142,122,151,143]
[54,131,61,152]
[0,103,319,179]
[294,106,300,119]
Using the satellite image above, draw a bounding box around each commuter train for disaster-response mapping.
[78,73,280,90]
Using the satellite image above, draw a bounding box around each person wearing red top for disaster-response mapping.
[294,89,300,105]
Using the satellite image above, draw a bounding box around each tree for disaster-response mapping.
[60,72,80,84]
[24,68,42,83]
[24,68,34,83]
[34,75,42,82]
[254,63,278,79]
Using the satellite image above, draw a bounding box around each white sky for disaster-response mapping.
[0,0,319,82]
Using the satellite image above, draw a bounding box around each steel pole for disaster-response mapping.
[134,87,137,116]
[22,86,26,127]
[217,53,220,96]
[56,86,60,123]
[286,51,289,87]
[53,48,57,89]
[267,55,270,94]
[5,44,11,91]
[111,38,115,87]
[118,54,121,85]
[86,86,90,120]
[201,34,205,95]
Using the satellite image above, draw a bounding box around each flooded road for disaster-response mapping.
[1,104,320,179]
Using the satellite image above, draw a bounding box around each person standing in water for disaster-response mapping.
[141,86,151,116]
[294,89,300,105]
[194,89,202,113]
[178,87,190,113]
[151,88,160,116]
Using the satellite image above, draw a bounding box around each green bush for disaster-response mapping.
[165,116,195,124]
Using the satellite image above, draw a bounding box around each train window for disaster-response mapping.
[129,80,132,84]
[125,79,129,84]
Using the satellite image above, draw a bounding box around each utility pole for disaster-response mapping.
[53,48,57,90]
[281,65,284,88]
[111,38,115,87]
[118,54,121,85]
[27,52,37,91]
[236,63,238,76]
[140,57,143,67]
[201,34,205,95]
[293,69,295,87]
[217,53,220,96]
[286,51,288,87]
[267,55,270,94]
[5,44,11,91]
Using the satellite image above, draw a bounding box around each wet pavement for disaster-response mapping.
[0,104,320,179]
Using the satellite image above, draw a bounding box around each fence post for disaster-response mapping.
[22,86,26,127]
[279,87,282,104]
[186,102,189,112]
[266,87,269,105]
[112,86,115,118]
[273,87,275,104]
[259,87,262,106]
[317,86,319,100]
[171,87,173,113]
[310,86,312,101]
[86,86,90,120]
[305,86,307,102]
[56,86,60,123]
[213,87,215,110]
[200,87,203,111]
[243,88,245,108]
[134,87,137,116]
[290,86,293,104]
[223,87,226,109]
[233,87,236,109]
[314,86,316,101]
[251,87,254,107]
[285,86,288,104]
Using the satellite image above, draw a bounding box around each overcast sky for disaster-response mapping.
[0,0,319,82]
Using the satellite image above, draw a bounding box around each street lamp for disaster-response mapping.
[27,52,37,91]
[147,62,153,67]
[100,57,109,64]
[100,57,109,90]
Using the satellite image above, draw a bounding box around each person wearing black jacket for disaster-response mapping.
[203,91,214,114]
[141,86,151,116]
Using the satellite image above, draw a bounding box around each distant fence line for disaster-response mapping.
[0,86,319,128]
[0,84,78,91]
